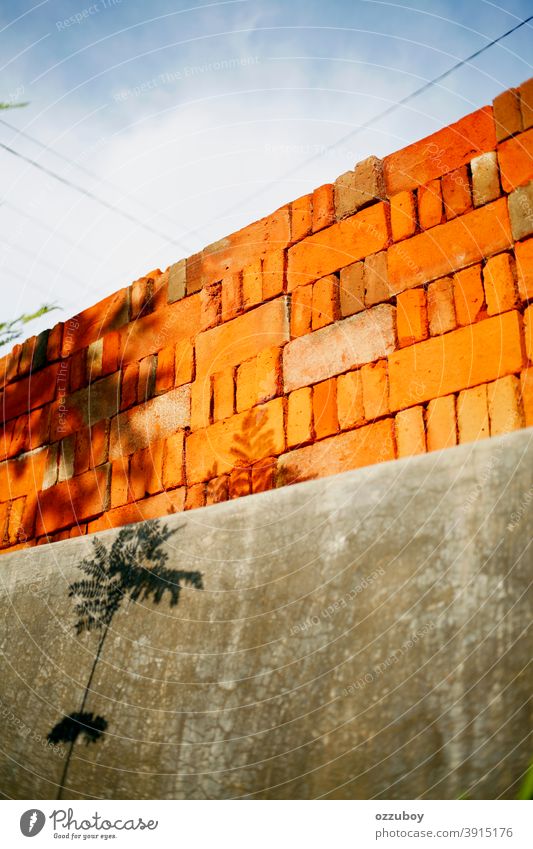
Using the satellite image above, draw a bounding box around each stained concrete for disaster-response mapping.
[0,429,532,800]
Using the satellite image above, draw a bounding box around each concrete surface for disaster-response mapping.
[0,429,532,800]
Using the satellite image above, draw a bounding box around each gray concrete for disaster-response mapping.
[0,429,532,800]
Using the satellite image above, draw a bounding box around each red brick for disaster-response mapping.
[111,457,130,509]
[163,432,185,488]
[483,253,519,315]
[36,465,110,536]
[488,375,524,435]
[102,331,120,376]
[441,166,472,219]
[497,128,533,192]
[337,370,364,430]
[155,344,175,394]
[251,457,276,493]
[312,184,335,232]
[389,311,524,411]
[242,261,262,310]
[313,379,338,439]
[361,360,389,419]
[2,363,59,423]
[47,323,63,362]
[129,449,146,501]
[287,202,389,290]
[228,467,250,499]
[287,387,313,448]
[291,194,312,242]
[457,385,489,443]
[121,363,139,411]
[312,275,339,329]
[426,395,457,451]
[69,349,87,393]
[395,406,426,457]
[278,418,396,483]
[390,191,417,241]
[206,475,229,505]
[427,277,456,335]
[7,497,26,545]
[387,198,512,294]
[262,251,285,300]
[453,265,486,326]
[221,272,242,321]
[396,289,428,346]
[417,180,443,230]
[291,284,313,338]
[212,367,235,421]
[63,288,129,356]
[493,88,522,142]
[384,107,496,194]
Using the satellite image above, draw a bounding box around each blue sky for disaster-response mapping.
[1,0,532,341]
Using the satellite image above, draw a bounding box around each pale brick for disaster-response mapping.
[471,152,500,207]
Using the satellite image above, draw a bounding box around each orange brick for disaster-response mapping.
[291,194,312,242]
[278,418,396,483]
[251,457,276,493]
[111,457,130,508]
[493,87,522,142]
[441,166,472,219]
[453,265,486,326]
[163,432,184,488]
[427,277,456,335]
[488,375,524,435]
[291,284,313,338]
[483,253,519,315]
[388,198,512,294]
[256,347,281,404]
[313,379,338,439]
[143,440,165,495]
[396,289,428,346]
[120,293,201,367]
[525,305,533,363]
[228,467,250,499]
[515,238,533,301]
[221,272,242,321]
[196,298,289,378]
[121,362,139,410]
[3,363,59,423]
[190,378,211,431]
[36,465,110,536]
[287,202,389,290]
[236,358,257,413]
[200,282,222,330]
[155,344,175,394]
[339,262,365,316]
[212,367,235,421]
[0,448,48,501]
[175,339,194,387]
[63,288,129,356]
[520,368,533,426]
[138,354,157,402]
[186,398,285,483]
[521,78,533,130]
[426,395,457,451]
[389,311,524,411]
[384,107,495,194]
[457,385,489,443]
[102,330,120,376]
[364,251,390,307]
[90,488,186,532]
[74,420,109,476]
[361,360,389,419]
[390,191,417,241]
[337,370,364,430]
[287,387,312,448]
[312,184,335,232]
[242,260,263,310]
[185,482,205,510]
[417,179,443,229]
[262,251,285,300]
[498,128,533,192]
[312,275,339,329]
[129,449,146,501]
[395,406,426,457]
[206,475,228,505]
[7,497,26,545]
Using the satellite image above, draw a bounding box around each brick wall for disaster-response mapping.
[1,77,533,552]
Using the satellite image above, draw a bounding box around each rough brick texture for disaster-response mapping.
[1,77,532,552]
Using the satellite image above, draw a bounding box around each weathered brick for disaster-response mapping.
[313,379,338,439]
[312,275,339,329]
[221,272,242,321]
[390,191,417,241]
[488,375,524,435]
[163,432,185,489]
[457,385,489,443]
[277,418,395,483]
[334,156,385,219]
[228,467,250,499]
[312,184,335,232]
[184,483,205,511]
[384,107,495,194]
[287,387,312,448]
[337,370,364,430]
[453,265,486,326]
[36,464,110,536]
[361,360,389,419]
[190,378,210,430]
[471,152,500,207]
[339,262,365,317]
[498,129,533,193]
[483,253,519,315]
[291,194,312,242]
[396,288,428,347]
[493,87,522,142]
[508,180,533,241]
[515,238,533,300]
[58,435,75,482]
[251,457,276,494]
[387,198,512,294]
[69,348,88,393]
[196,297,289,377]
[242,260,263,310]
[206,475,229,505]
[427,278,456,335]
[283,303,396,392]
[364,251,390,307]
[186,398,285,483]
[131,276,154,320]
[287,202,389,290]
[291,284,312,338]
[47,323,63,363]
[110,457,129,508]
[200,282,222,330]
[168,259,186,303]
[388,311,524,411]
[121,363,139,412]
[441,166,472,219]
[417,180,443,229]
[395,406,426,457]
[256,347,281,404]
[426,395,457,452]
[109,385,190,459]
[142,440,165,496]
[137,355,157,403]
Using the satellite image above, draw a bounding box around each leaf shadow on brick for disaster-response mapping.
[48,518,203,799]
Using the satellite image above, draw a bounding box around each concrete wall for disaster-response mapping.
[0,430,532,800]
